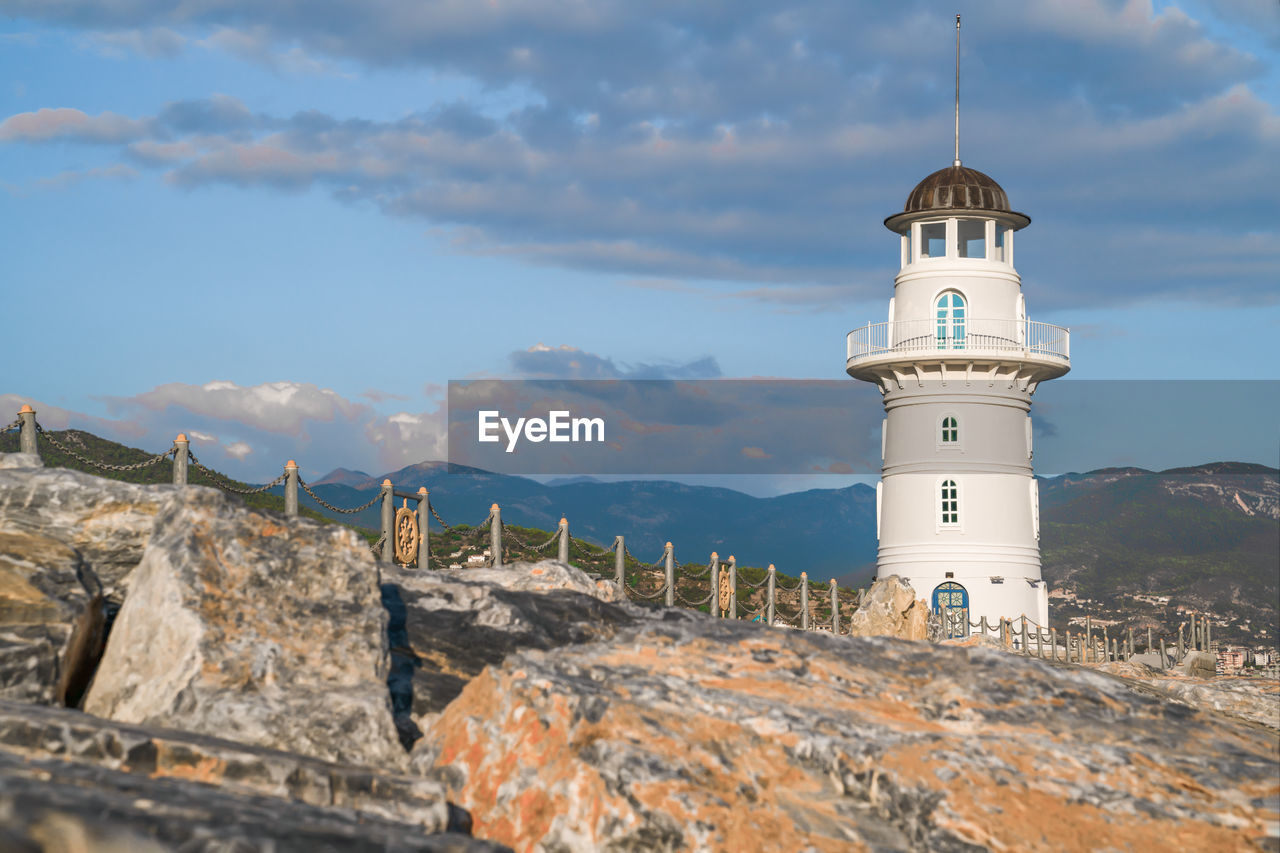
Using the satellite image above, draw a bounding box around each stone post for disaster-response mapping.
[490,503,503,568]
[1050,627,1057,663]
[1102,626,1110,662]
[380,480,394,564]
[800,572,809,630]
[829,578,839,634]
[1146,627,1153,655]
[727,556,737,620]
[1160,638,1168,670]
[1021,616,1029,655]
[980,615,989,638]
[766,564,776,626]
[709,552,720,617]
[417,488,430,570]
[17,405,36,456]
[173,434,190,486]
[1176,622,1185,662]
[614,536,625,593]
[1205,617,1211,650]
[557,518,570,565]
[663,542,675,607]
[283,460,298,517]
[1127,628,1134,661]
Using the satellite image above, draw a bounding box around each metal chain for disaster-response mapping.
[369,535,385,557]
[0,418,20,435]
[527,528,561,552]
[35,424,174,471]
[296,477,382,513]
[624,581,669,601]
[675,588,715,607]
[682,561,713,579]
[187,452,287,495]
[569,534,613,556]
[428,502,454,531]
[739,573,770,589]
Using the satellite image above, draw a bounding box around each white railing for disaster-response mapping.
[846,318,1069,363]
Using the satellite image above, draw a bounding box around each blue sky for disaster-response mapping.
[2,0,1277,493]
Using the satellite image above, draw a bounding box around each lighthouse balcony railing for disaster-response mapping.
[846,318,1069,364]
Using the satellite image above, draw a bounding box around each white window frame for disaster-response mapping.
[937,477,961,531]
[1030,478,1040,540]
[937,413,961,450]
[876,481,883,540]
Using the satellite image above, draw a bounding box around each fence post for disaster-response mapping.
[980,615,989,637]
[17,405,36,456]
[727,556,737,620]
[557,518,570,565]
[1050,627,1057,663]
[1146,626,1153,655]
[283,460,298,516]
[173,434,189,486]
[1021,616,1029,655]
[830,578,839,635]
[709,553,720,617]
[379,480,394,564]
[1102,626,1110,661]
[664,542,674,607]
[1067,631,1074,663]
[800,572,810,631]
[417,488,430,570]
[490,504,503,568]
[1205,617,1212,650]
[766,564,776,626]
[614,535,625,592]
[1160,637,1168,670]
[1127,628,1134,661]
[1176,622,1184,662]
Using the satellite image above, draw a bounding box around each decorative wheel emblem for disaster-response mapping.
[717,567,732,614]
[394,500,420,566]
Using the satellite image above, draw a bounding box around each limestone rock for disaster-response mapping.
[383,561,642,747]
[0,466,176,600]
[1179,649,1217,678]
[846,575,932,640]
[0,529,106,706]
[0,452,42,470]
[84,487,405,769]
[415,615,1277,852]
[1144,677,1279,731]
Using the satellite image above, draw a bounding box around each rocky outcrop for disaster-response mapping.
[383,561,642,747]
[0,465,176,601]
[846,575,935,641]
[0,699,507,851]
[414,614,1278,852]
[84,487,406,769]
[0,528,106,707]
[0,452,41,470]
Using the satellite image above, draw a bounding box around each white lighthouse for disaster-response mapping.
[846,163,1070,628]
[845,29,1071,629]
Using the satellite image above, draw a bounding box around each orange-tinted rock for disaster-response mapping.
[415,616,1279,852]
[847,575,935,641]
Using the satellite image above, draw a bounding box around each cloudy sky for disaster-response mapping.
[2,0,1277,492]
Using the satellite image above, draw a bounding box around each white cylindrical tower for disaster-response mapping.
[847,165,1069,629]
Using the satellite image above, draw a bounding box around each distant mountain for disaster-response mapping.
[310,467,377,489]
[543,476,602,487]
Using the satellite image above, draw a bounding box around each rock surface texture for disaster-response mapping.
[415,613,1279,852]
[846,575,935,641]
[0,464,175,600]
[84,487,406,769]
[383,561,640,746]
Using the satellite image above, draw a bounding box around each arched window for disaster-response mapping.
[936,292,966,350]
[939,479,959,526]
[940,416,958,444]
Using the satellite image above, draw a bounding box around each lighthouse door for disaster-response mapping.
[935,292,966,350]
[932,582,969,637]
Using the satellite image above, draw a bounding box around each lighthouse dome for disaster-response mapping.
[885,164,1030,232]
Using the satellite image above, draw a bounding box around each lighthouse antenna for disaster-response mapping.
[954,14,961,167]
